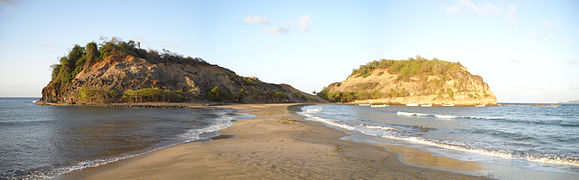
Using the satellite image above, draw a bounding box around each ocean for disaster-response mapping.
[0,98,242,180]
[298,104,579,179]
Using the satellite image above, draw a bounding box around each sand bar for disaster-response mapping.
[65,103,488,179]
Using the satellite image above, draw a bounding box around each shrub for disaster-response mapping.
[269,90,289,103]
[122,88,186,102]
[206,86,231,101]
[351,57,463,81]
[79,88,120,103]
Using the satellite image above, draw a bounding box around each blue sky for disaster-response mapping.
[0,0,577,103]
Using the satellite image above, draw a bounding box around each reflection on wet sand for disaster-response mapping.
[381,144,482,172]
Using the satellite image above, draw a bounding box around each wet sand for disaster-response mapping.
[65,103,488,179]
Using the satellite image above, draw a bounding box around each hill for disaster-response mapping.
[39,39,323,104]
[560,100,579,104]
[318,56,497,106]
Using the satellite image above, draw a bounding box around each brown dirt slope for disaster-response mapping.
[41,54,323,104]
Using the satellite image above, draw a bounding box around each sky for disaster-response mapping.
[0,0,578,103]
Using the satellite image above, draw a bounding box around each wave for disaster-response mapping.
[360,124,396,131]
[300,111,355,130]
[300,108,579,168]
[179,111,235,142]
[3,112,237,180]
[396,111,578,127]
[396,111,430,117]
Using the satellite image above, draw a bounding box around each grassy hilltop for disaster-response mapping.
[318,56,497,105]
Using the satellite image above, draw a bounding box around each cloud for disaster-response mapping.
[0,0,17,6]
[445,0,516,25]
[446,5,460,14]
[269,26,288,35]
[528,32,539,41]
[41,43,56,48]
[163,40,178,49]
[510,58,524,63]
[506,4,516,26]
[447,0,501,15]
[41,43,58,54]
[244,16,269,25]
[567,59,579,64]
[0,0,17,12]
[298,15,312,31]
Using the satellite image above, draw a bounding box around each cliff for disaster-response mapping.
[318,57,497,106]
[40,40,323,104]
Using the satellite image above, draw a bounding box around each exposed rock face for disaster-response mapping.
[321,59,497,106]
[40,55,322,104]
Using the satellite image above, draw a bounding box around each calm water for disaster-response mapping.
[299,104,579,178]
[0,98,240,180]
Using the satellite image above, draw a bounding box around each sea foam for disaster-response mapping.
[300,107,579,168]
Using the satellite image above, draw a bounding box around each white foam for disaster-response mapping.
[361,124,397,131]
[434,114,458,119]
[397,111,503,121]
[397,111,429,117]
[179,112,234,142]
[304,107,322,113]
[299,107,579,168]
[355,125,578,167]
[299,111,355,131]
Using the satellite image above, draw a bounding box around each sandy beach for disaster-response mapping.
[64,103,487,179]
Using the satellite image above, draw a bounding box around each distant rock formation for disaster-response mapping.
[318,57,497,106]
[560,100,579,104]
[40,39,323,104]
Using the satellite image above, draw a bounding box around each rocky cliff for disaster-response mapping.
[318,57,497,106]
[40,40,323,104]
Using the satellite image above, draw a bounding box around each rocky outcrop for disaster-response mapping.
[40,41,323,104]
[319,58,497,106]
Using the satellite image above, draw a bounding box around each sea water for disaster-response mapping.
[0,98,242,179]
[298,104,579,179]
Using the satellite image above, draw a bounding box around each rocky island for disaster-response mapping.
[318,56,497,106]
[39,39,323,105]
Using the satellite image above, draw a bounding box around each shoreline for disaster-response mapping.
[63,103,488,179]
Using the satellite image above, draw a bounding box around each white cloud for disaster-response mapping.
[41,43,55,48]
[163,40,178,49]
[510,58,524,63]
[0,0,17,6]
[567,59,579,64]
[506,4,516,26]
[446,6,459,14]
[528,32,539,41]
[448,0,501,15]
[446,0,516,25]
[298,15,312,31]
[244,16,269,25]
[269,26,288,35]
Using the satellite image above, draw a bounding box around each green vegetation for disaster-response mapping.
[354,82,378,90]
[50,37,207,84]
[269,90,289,103]
[233,89,247,102]
[79,88,120,102]
[207,86,231,101]
[351,56,463,81]
[317,87,384,103]
[122,88,187,102]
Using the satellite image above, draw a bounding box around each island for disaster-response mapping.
[38,39,323,105]
[317,56,497,106]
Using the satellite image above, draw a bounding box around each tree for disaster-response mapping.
[85,42,99,68]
